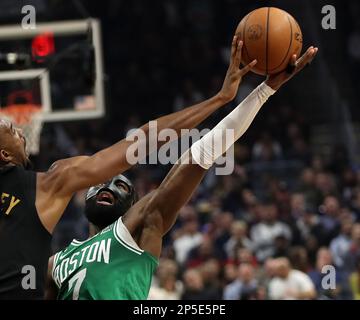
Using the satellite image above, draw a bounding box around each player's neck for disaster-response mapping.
[89,223,101,237]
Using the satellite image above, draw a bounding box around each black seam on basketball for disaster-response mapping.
[265,7,270,74]
[268,14,293,72]
[294,19,302,39]
[294,19,303,47]
[242,12,252,67]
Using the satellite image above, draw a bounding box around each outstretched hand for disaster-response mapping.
[217,36,257,103]
[265,46,319,91]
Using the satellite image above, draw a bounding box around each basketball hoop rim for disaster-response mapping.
[0,104,43,125]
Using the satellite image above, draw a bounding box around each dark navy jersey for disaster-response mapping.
[0,165,51,299]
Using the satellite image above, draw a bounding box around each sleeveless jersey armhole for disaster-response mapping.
[24,170,52,238]
[113,218,144,255]
[114,217,159,264]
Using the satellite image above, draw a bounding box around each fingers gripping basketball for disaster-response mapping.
[236,7,303,76]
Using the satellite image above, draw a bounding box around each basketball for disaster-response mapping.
[236,7,303,75]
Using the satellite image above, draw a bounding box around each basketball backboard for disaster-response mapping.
[0,19,105,122]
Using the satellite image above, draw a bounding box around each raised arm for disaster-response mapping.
[36,37,255,233]
[46,36,252,193]
[133,46,318,258]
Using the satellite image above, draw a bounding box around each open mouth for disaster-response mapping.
[96,191,115,206]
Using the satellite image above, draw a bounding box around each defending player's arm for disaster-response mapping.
[131,46,318,258]
[36,37,256,233]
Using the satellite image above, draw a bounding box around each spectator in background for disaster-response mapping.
[186,235,224,268]
[343,224,360,273]
[252,132,283,162]
[349,256,360,300]
[351,187,360,220]
[318,196,342,244]
[287,193,308,244]
[250,203,292,262]
[181,268,218,300]
[288,123,311,165]
[215,168,247,213]
[237,189,260,223]
[269,180,291,220]
[297,168,320,208]
[295,206,327,246]
[340,167,357,204]
[330,217,353,270]
[273,234,291,258]
[315,172,337,201]
[288,246,310,273]
[256,258,277,297]
[224,263,238,285]
[223,263,258,300]
[268,257,316,300]
[224,221,253,259]
[173,215,203,265]
[212,212,234,256]
[233,247,258,267]
[148,259,182,300]
[312,155,326,173]
[308,247,352,300]
[198,259,222,300]
[290,192,306,219]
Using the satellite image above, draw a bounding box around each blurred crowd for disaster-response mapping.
[19,0,360,300]
[37,99,360,301]
[145,115,360,300]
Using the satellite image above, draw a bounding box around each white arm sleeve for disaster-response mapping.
[191,82,275,169]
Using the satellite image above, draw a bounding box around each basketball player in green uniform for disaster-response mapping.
[45,42,318,299]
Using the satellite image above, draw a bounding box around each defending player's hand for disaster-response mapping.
[265,46,318,91]
[218,36,257,103]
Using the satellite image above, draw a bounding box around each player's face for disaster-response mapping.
[0,119,29,167]
[84,175,136,230]
[94,179,130,207]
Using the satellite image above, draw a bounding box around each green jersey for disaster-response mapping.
[52,217,158,300]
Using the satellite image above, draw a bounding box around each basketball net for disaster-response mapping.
[0,104,44,155]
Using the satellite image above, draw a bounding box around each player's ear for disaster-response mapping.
[0,149,12,163]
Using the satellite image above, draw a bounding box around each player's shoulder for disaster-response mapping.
[113,217,144,254]
[53,243,74,261]
[53,238,85,262]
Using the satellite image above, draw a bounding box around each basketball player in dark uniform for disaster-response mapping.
[0,37,262,299]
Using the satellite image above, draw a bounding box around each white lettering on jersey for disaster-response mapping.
[98,238,111,263]
[86,242,99,263]
[68,251,80,275]
[53,238,112,287]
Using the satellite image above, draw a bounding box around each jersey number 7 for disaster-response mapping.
[68,268,87,300]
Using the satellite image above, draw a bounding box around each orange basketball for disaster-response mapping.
[236,7,303,75]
